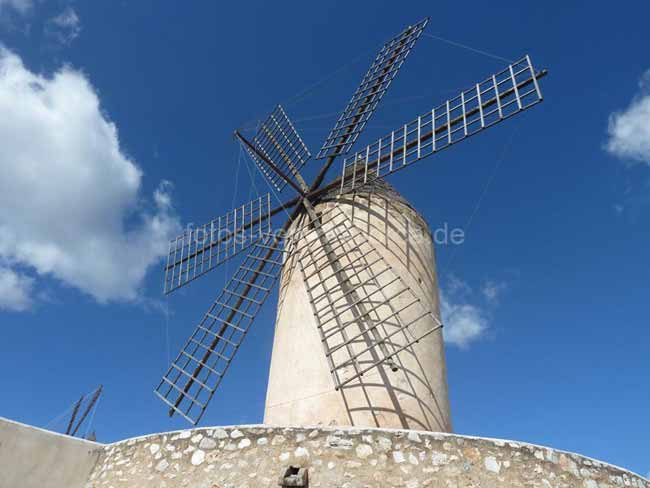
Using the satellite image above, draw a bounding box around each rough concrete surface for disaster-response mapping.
[0,417,102,488]
[85,425,648,488]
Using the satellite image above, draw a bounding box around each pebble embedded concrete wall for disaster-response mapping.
[86,425,648,488]
[0,417,101,488]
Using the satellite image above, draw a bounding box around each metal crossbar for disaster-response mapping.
[245,105,311,192]
[295,206,442,390]
[164,193,272,294]
[316,18,429,159]
[155,233,286,425]
[339,55,544,193]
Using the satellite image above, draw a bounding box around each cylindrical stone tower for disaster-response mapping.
[264,181,451,432]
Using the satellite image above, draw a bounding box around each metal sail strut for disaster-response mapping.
[155,234,286,425]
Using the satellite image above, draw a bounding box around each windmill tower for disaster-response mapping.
[155,18,546,430]
[264,178,451,431]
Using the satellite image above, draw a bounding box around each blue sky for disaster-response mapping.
[0,0,648,477]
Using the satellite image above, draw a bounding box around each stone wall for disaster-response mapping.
[86,425,648,488]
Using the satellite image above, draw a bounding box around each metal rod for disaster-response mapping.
[161,377,204,409]
[509,65,523,110]
[173,362,216,390]
[325,297,418,347]
[70,386,103,437]
[476,83,484,128]
[313,268,395,315]
[333,309,431,369]
[65,396,83,436]
[154,391,197,425]
[336,325,442,389]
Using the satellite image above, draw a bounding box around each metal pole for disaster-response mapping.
[70,386,103,437]
[65,396,83,436]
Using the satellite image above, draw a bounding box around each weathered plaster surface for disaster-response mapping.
[86,425,648,488]
[0,417,102,488]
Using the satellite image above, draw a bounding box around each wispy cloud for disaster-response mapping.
[0,0,32,15]
[45,6,81,46]
[446,273,471,296]
[481,279,507,304]
[0,47,180,308]
[606,70,650,166]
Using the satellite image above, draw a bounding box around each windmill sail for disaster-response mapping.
[316,18,429,160]
[164,193,272,294]
[296,205,442,389]
[156,233,286,425]
[339,55,544,193]
[244,105,311,193]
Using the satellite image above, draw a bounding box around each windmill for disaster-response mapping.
[155,18,547,427]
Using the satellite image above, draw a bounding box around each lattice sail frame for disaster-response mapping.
[164,193,272,294]
[295,205,442,389]
[339,56,543,193]
[245,105,311,192]
[317,17,429,160]
[156,233,287,425]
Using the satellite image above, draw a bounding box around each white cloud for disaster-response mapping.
[0,0,32,15]
[0,47,180,306]
[440,275,507,348]
[440,291,488,348]
[606,70,650,166]
[46,6,81,46]
[0,266,33,311]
